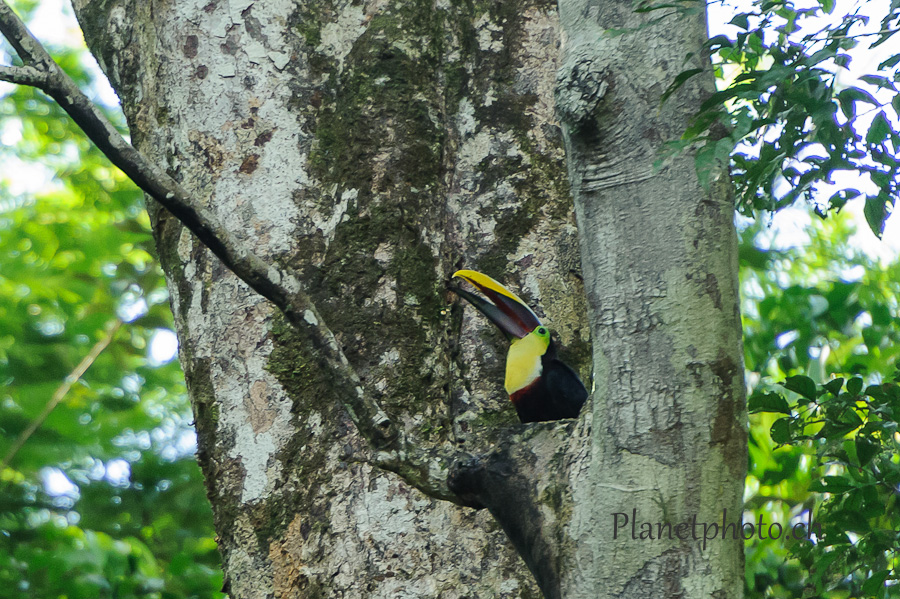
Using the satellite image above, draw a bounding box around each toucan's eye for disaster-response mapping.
[537,327,547,336]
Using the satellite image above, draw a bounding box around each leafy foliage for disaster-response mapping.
[748,372,900,598]
[0,2,223,597]
[699,10,900,590]
[740,212,900,598]
[665,0,900,237]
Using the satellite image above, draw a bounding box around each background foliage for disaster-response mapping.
[664,0,900,237]
[0,0,898,598]
[741,213,900,598]
[713,0,900,597]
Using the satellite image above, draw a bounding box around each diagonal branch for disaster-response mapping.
[0,0,467,500]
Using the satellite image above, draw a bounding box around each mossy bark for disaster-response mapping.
[73,0,584,596]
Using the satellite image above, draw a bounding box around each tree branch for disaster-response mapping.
[0,1,46,65]
[0,64,47,87]
[445,422,576,599]
[375,440,476,506]
[0,1,455,481]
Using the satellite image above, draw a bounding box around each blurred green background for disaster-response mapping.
[0,2,222,597]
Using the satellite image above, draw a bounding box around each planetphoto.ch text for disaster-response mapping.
[612,509,821,550]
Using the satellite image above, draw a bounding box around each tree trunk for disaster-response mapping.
[73,0,584,596]
[70,0,745,596]
[554,0,747,596]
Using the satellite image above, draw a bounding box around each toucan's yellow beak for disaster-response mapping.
[451,270,542,339]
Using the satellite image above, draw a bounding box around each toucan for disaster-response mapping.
[450,269,587,423]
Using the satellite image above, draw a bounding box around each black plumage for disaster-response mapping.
[510,339,587,423]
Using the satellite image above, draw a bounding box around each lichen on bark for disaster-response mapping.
[73,0,586,596]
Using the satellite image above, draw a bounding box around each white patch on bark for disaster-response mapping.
[217,63,237,78]
[484,86,497,106]
[176,227,193,262]
[317,3,368,72]
[215,336,295,503]
[378,348,400,365]
[456,98,478,138]
[458,130,499,173]
[370,277,397,306]
[474,13,504,53]
[373,243,392,263]
[227,0,255,25]
[268,51,291,70]
[306,411,323,435]
[312,188,356,247]
[245,41,268,64]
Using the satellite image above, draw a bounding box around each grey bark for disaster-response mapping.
[446,3,747,596]
[71,0,583,597]
[555,1,746,596]
[62,0,745,597]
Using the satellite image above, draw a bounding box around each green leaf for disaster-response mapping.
[858,74,893,88]
[819,409,864,439]
[823,378,844,396]
[862,570,890,596]
[783,375,818,401]
[847,377,863,396]
[863,194,889,238]
[878,53,900,69]
[866,112,891,146]
[770,418,792,444]
[839,86,879,107]
[855,436,879,467]
[729,13,750,30]
[827,188,861,210]
[833,53,851,69]
[706,34,733,51]
[809,475,855,494]
[749,390,792,414]
[865,384,887,400]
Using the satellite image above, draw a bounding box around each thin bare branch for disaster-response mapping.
[0,64,47,87]
[1,320,123,470]
[0,0,464,498]
[0,2,50,66]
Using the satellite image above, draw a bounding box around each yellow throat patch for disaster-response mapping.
[505,328,550,395]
